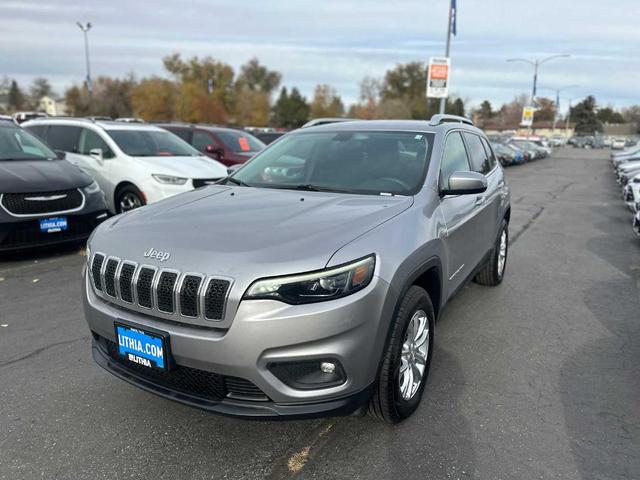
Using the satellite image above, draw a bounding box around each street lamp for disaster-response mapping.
[507,54,570,106]
[76,21,93,112]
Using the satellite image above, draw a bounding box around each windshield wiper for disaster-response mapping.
[225,177,252,187]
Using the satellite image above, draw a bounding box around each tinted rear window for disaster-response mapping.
[46,125,81,152]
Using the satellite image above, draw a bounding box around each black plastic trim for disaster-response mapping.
[92,338,373,420]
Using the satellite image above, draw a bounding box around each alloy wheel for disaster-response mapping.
[398,309,430,400]
[119,193,142,212]
[498,229,507,277]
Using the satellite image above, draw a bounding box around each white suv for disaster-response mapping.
[22,118,228,213]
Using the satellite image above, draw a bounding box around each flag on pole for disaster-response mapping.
[451,0,457,36]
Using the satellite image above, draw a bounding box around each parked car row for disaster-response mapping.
[611,146,640,236]
[488,135,551,167]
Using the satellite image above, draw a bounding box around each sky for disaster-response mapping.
[1,0,639,113]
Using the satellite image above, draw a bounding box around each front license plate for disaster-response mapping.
[39,216,68,233]
[115,323,167,370]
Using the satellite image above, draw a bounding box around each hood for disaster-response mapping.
[619,160,640,172]
[92,185,412,282]
[133,155,227,179]
[0,158,92,193]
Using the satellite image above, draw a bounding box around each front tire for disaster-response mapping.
[115,185,145,214]
[475,220,508,286]
[368,286,435,424]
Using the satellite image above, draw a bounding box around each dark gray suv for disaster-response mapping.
[83,115,510,423]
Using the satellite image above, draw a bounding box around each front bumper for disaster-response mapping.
[92,337,373,419]
[0,210,108,252]
[83,273,395,418]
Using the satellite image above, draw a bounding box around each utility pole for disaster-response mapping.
[438,0,454,114]
[565,98,572,138]
[76,22,93,113]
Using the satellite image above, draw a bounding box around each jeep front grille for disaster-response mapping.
[89,253,231,322]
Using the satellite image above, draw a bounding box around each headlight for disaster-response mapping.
[152,174,188,185]
[82,181,101,195]
[633,177,640,184]
[244,255,375,305]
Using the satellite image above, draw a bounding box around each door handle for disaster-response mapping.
[474,195,485,206]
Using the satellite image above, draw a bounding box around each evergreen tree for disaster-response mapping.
[271,87,310,128]
[571,96,602,134]
[8,80,25,111]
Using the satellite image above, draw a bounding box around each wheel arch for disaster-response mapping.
[113,181,145,211]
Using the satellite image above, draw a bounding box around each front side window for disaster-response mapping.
[0,126,57,160]
[462,132,491,174]
[440,132,471,190]
[79,129,114,158]
[193,131,214,152]
[46,125,81,152]
[232,130,432,196]
[106,129,200,157]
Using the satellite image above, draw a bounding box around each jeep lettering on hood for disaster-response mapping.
[143,247,171,262]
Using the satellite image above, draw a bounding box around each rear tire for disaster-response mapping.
[368,286,435,424]
[475,220,508,286]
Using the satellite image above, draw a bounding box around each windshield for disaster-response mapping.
[0,126,56,160]
[231,130,433,196]
[107,129,200,157]
[217,131,265,154]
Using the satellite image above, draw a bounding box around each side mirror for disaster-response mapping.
[206,144,224,159]
[89,148,104,162]
[441,171,487,196]
[55,150,66,160]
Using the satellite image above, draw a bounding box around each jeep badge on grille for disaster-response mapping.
[143,247,171,262]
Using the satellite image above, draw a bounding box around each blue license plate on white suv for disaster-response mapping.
[115,323,167,370]
[39,216,67,233]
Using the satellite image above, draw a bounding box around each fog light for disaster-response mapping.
[267,359,346,390]
[320,362,336,374]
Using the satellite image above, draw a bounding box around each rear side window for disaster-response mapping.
[462,132,491,174]
[480,137,498,170]
[440,132,471,190]
[79,129,114,158]
[46,125,81,152]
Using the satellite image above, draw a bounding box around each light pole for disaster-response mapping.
[438,0,455,115]
[76,21,93,113]
[539,85,580,133]
[507,54,570,106]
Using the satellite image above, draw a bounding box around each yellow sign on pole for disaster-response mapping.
[521,106,535,127]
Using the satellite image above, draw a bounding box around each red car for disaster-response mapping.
[159,124,265,167]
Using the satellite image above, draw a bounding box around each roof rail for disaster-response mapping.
[428,114,474,127]
[302,118,358,128]
[29,116,96,123]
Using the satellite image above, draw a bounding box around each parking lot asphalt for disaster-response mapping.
[1,148,638,480]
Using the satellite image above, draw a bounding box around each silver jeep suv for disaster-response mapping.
[83,115,511,423]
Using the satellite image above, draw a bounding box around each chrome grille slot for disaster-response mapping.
[156,271,178,313]
[103,258,119,297]
[179,275,202,317]
[136,267,156,309]
[88,254,232,325]
[204,278,231,320]
[91,254,105,291]
[118,263,136,303]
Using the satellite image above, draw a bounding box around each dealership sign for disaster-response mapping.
[427,57,450,99]
[521,106,535,127]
